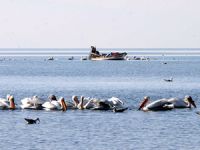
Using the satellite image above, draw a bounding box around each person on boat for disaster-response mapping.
[91,46,100,55]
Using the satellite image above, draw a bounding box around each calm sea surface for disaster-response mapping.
[0,56,200,150]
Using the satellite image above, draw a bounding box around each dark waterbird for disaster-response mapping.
[196,112,200,115]
[164,77,173,82]
[24,118,40,124]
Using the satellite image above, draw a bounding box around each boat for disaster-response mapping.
[89,46,127,60]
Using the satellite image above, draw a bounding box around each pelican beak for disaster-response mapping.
[61,98,67,111]
[187,96,197,108]
[9,96,15,110]
[80,96,84,109]
[190,100,197,108]
[138,97,149,110]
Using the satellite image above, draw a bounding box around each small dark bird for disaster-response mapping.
[24,118,40,124]
[196,112,200,115]
[164,77,173,82]
[113,107,128,113]
[163,62,167,64]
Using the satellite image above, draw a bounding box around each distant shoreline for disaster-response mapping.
[0,48,200,56]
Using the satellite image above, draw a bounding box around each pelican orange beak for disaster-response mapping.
[9,96,15,110]
[60,98,67,111]
[138,96,149,110]
[80,96,84,108]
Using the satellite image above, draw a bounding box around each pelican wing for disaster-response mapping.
[42,102,57,110]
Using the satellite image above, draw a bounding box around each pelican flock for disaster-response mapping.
[0,94,197,114]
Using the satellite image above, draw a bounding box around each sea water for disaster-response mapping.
[0,56,200,150]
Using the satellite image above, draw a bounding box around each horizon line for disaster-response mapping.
[0,48,200,50]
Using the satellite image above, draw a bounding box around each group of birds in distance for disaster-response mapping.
[0,94,197,124]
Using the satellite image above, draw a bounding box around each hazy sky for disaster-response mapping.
[0,0,200,48]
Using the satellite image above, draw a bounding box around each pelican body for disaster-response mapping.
[20,96,44,110]
[42,97,67,111]
[138,96,196,111]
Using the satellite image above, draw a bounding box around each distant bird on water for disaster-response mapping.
[164,77,173,82]
[24,118,40,124]
[196,112,200,115]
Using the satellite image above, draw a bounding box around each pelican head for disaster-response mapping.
[77,96,84,110]
[33,95,38,99]
[59,97,67,111]
[6,94,11,100]
[138,96,150,110]
[184,95,196,108]
[72,95,79,107]
[36,118,40,123]
[48,94,57,101]
[9,95,15,110]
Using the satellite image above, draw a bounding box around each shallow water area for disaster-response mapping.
[0,56,200,150]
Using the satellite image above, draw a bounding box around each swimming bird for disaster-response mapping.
[72,96,86,110]
[24,118,40,124]
[196,111,200,115]
[138,96,174,111]
[0,95,16,110]
[138,96,196,111]
[83,97,126,111]
[20,95,45,110]
[42,97,67,111]
[164,77,173,82]
[77,96,84,110]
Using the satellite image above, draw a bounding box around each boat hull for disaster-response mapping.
[90,56,126,61]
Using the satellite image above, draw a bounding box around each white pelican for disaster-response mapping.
[42,97,67,111]
[71,96,86,110]
[84,97,126,110]
[0,95,15,110]
[84,98,111,110]
[20,95,45,110]
[71,96,85,110]
[138,96,174,111]
[138,96,196,111]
